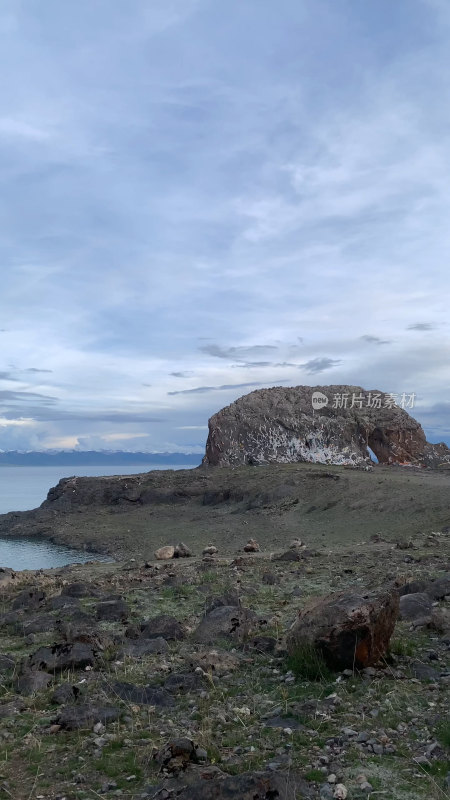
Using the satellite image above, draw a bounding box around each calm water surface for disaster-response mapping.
[0,464,193,570]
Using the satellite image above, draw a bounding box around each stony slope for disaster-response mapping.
[0,463,449,560]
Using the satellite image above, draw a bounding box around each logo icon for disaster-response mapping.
[312,391,329,410]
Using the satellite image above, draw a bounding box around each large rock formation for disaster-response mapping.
[203,385,450,467]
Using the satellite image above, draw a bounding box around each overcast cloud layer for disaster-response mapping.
[0,0,449,454]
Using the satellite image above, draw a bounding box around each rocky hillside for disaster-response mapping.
[203,385,450,468]
[0,531,449,799]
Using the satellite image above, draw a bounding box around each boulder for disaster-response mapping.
[95,599,129,622]
[139,614,186,641]
[202,385,450,467]
[155,545,175,560]
[12,589,46,610]
[29,642,96,671]
[286,587,399,670]
[202,546,218,556]
[0,654,15,673]
[16,670,52,695]
[51,683,83,705]
[243,539,260,553]
[119,637,169,658]
[56,704,120,730]
[0,568,16,588]
[174,542,192,558]
[60,582,101,598]
[110,681,174,707]
[192,605,258,645]
[399,592,433,622]
[163,672,204,694]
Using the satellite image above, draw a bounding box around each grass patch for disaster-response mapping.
[286,644,334,682]
[436,720,450,749]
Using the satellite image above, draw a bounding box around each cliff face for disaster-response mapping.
[203,385,450,468]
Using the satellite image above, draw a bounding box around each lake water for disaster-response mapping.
[0,538,114,571]
[0,464,194,571]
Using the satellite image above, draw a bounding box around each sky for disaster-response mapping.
[0,0,449,454]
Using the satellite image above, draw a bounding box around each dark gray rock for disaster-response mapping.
[151,770,315,799]
[12,589,46,610]
[95,599,129,622]
[29,641,95,671]
[410,661,440,681]
[48,594,81,610]
[204,590,241,613]
[140,614,186,641]
[61,582,101,598]
[51,683,83,705]
[119,637,169,658]
[163,672,204,694]
[57,704,121,730]
[110,681,174,707]
[399,592,433,621]
[16,670,52,695]
[0,654,15,673]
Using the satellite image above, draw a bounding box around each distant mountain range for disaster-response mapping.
[0,450,202,467]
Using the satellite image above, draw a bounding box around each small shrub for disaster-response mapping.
[286,643,333,682]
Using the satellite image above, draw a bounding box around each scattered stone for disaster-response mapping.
[174,542,192,558]
[186,648,241,676]
[262,571,276,585]
[287,586,399,669]
[192,605,258,645]
[155,545,175,560]
[202,545,218,556]
[333,785,348,799]
[243,539,260,553]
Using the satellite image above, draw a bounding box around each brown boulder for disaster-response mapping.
[286,587,399,670]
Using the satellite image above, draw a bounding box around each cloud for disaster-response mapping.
[200,344,278,361]
[0,0,448,452]
[168,381,264,396]
[360,335,390,345]
[407,323,434,331]
[300,358,342,374]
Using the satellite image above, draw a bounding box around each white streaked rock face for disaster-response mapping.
[203,384,450,468]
